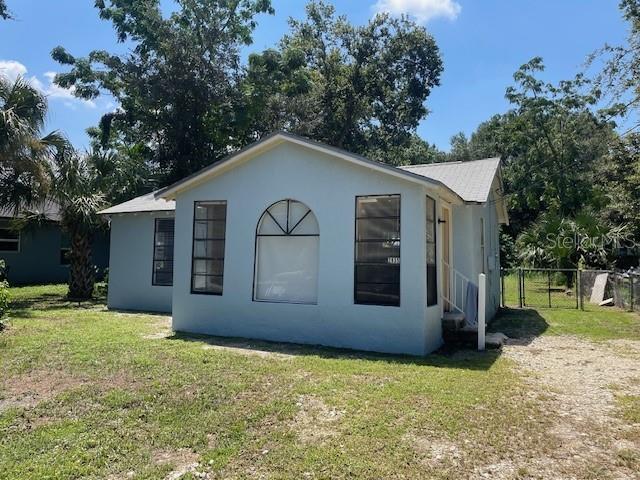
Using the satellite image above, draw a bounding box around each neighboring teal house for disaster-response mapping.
[0,202,110,285]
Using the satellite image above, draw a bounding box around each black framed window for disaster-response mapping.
[253,199,320,304]
[153,218,175,286]
[426,196,437,306]
[354,195,400,306]
[0,222,19,252]
[60,233,70,265]
[191,201,227,295]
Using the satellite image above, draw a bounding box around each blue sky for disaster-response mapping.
[0,0,629,151]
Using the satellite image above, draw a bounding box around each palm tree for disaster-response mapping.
[0,75,66,210]
[1,75,105,299]
[517,210,629,287]
[51,148,106,299]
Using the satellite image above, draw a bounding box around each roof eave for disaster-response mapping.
[98,208,175,216]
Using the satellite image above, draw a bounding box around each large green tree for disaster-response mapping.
[589,0,640,132]
[0,0,11,20]
[450,59,615,234]
[501,59,615,223]
[598,133,640,241]
[447,115,506,162]
[52,0,274,183]
[445,59,621,268]
[241,1,443,165]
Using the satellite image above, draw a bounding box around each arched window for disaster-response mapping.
[254,199,319,304]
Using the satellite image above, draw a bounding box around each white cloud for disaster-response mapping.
[0,60,27,81]
[0,60,95,109]
[374,0,462,23]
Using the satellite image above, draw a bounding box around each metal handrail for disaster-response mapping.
[442,261,470,316]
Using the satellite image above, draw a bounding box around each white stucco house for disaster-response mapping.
[100,132,508,356]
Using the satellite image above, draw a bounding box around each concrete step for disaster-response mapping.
[442,311,465,332]
[486,332,508,349]
[441,310,508,349]
[445,329,508,349]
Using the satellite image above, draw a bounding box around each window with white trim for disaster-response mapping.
[254,199,319,304]
[191,201,227,295]
[354,195,400,306]
[0,221,19,252]
[153,218,175,286]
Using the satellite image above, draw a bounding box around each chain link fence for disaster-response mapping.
[501,268,639,312]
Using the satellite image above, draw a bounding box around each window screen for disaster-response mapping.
[354,195,400,306]
[153,218,175,286]
[254,199,319,304]
[426,196,437,306]
[191,201,226,294]
[0,222,19,252]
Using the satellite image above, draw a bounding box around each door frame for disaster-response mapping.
[440,203,453,316]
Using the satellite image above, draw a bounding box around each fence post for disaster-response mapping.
[478,273,486,351]
[548,270,552,308]
[518,268,523,308]
[630,275,634,312]
[577,269,583,311]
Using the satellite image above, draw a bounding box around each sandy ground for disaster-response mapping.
[494,335,640,480]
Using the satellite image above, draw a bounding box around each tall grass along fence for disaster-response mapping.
[501,268,639,312]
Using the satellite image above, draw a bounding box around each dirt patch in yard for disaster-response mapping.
[404,433,463,469]
[0,369,146,413]
[152,448,200,480]
[201,342,295,359]
[141,316,173,339]
[0,369,88,411]
[496,335,640,479]
[292,394,344,444]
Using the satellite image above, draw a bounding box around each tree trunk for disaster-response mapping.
[68,232,95,300]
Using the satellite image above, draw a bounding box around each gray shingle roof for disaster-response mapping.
[98,191,175,215]
[0,200,62,221]
[399,157,501,203]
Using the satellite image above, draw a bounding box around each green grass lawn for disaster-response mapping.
[501,272,580,309]
[490,306,640,342]
[497,273,640,341]
[1,284,639,479]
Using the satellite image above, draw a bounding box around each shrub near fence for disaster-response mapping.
[502,268,639,312]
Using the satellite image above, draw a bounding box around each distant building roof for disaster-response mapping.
[399,157,502,203]
[0,200,62,222]
[98,191,175,215]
